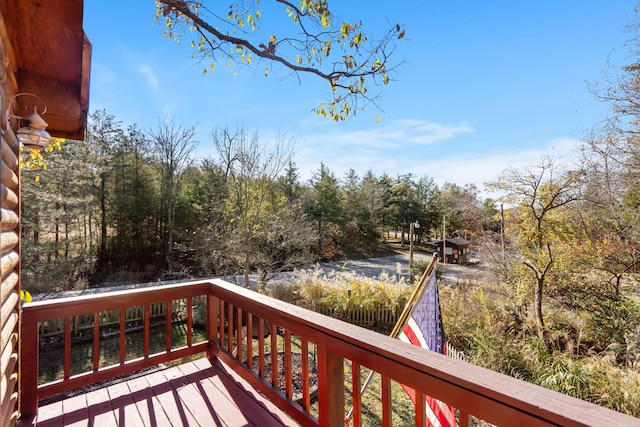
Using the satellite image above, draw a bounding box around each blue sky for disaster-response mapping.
[84,2,637,192]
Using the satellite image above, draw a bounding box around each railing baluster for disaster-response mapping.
[351,361,362,427]
[245,312,253,367]
[227,302,234,352]
[284,330,292,399]
[207,294,218,361]
[270,323,278,387]
[258,318,265,378]
[165,299,172,352]
[187,296,193,347]
[64,317,71,378]
[235,306,243,360]
[381,375,392,427]
[218,298,225,351]
[301,338,310,412]
[144,303,150,357]
[93,312,100,371]
[415,391,425,427]
[119,308,125,364]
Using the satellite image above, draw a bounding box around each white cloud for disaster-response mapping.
[137,64,159,89]
[406,137,584,195]
[290,118,475,182]
[298,119,473,151]
[292,116,584,194]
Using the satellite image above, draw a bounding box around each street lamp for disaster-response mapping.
[409,220,420,283]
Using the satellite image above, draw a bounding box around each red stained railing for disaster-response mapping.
[20,282,211,415]
[20,279,640,426]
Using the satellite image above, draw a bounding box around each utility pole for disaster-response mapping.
[442,214,447,265]
[409,221,420,283]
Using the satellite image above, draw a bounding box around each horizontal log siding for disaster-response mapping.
[1,75,20,427]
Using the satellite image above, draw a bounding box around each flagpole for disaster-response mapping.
[345,253,439,425]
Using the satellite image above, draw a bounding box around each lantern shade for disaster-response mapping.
[17,111,51,150]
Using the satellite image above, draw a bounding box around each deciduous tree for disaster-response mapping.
[156,0,405,120]
[487,156,583,341]
[213,125,295,286]
[149,117,197,267]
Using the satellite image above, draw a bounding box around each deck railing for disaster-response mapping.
[20,279,640,426]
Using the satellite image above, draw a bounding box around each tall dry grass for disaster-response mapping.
[267,267,640,417]
[270,267,412,311]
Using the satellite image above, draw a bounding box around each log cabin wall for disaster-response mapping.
[0,10,20,426]
[0,1,90,424]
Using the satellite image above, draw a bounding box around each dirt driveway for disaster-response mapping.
[275,253,489,287]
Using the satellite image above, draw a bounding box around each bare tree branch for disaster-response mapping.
[156,0,404,120]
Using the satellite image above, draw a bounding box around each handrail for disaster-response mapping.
[20,279,640,426]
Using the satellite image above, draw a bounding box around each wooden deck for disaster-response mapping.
[21,357,299,427]
[19,279,640,426]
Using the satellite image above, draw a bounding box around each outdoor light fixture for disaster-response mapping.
[2,93,52,151]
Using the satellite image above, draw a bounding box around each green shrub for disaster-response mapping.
[584,295,640,349]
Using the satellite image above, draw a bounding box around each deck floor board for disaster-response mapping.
[28,358,300,427]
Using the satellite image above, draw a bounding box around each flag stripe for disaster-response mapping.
[396,265,457,427]
[426,395,455,427]
[401,318,430,349]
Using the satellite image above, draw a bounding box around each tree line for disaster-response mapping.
[20,112,495,293]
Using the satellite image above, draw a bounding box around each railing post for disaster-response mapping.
[19,310,39,417]
[317,343,344,427]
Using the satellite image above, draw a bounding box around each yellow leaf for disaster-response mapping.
[264,67,269,76]
[20,290,32,303]
[376,115,382,122]
[269,35,276,43]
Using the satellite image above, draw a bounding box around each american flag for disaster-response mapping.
[397,268,457,427]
